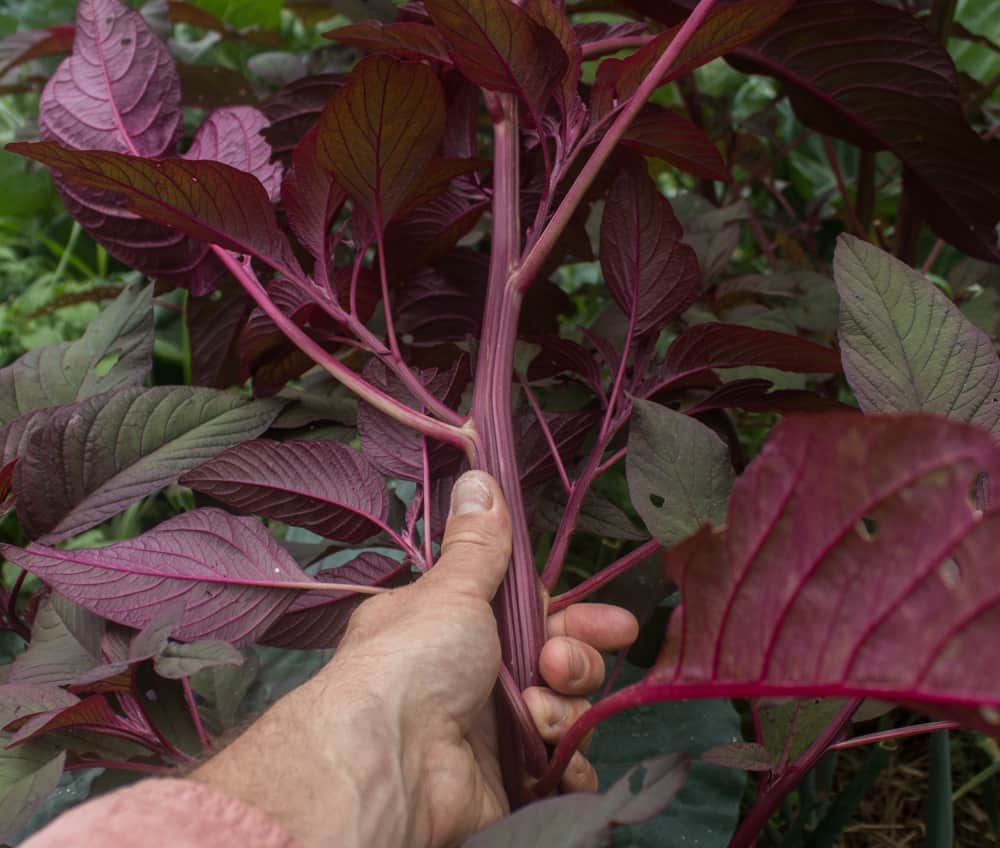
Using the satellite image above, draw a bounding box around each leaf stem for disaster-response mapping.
[827,720,958,752]
[182,677,211,751]
[820,135,863,235]
[212,247,470,451]
[514,0,720,292]
[549,538,660,612]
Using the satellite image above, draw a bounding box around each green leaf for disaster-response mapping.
[14,387,285,543]
[835,234,1000,441]
[191,647,259,732]
[188,0,281,30]
[587,660,745,848]
[0,284,153,428]
[154,640,245,679]
[758,698,848,766]
[8,597,103,686]
[0,738,65,842]
[626,398,735,546]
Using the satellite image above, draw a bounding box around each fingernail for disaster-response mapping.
[450,471,494,516]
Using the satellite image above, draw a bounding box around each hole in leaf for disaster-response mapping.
[938,558,961,588]
[855,517,878,541]
[94,351,120,377]
[970,472,989,514]
[649,493,665,509]
[121,37,132,46]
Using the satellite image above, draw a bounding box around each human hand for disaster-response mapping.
[193,471,638,848]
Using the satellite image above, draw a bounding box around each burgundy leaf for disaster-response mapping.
[385,192,490,277]
[639,414,1000,731]
[0,686,79,731]
[14,387,284,544]
[395,156,490,221]
[594,0,794,120]
[184,106,283,201]
[357,358,467,481]
[261,73,344,159]
[5,695,146,749]
[395,265,485,343]
[39,0,180,156]
[187,282,253,389]
[574,21,649,46]
[599,159,701,338]
[9,143,305,284]
[423,0,569,120]
[326,20,451,63]
[317,55,446,229]
[0,25,74,78]
[181,439,391,544]
[0,509,347,646]
[644,323,843,396]
[735,0,1000,262]
[177,63,257,111]
[622,104,731,183]
[529,0,585,129]
[526,337,602,395]
[0,460,14,518]
[683,379,852,416]
[260,552,410,649]
[281,126,347,264]
[166,1,281,46]
[515,410,597,487]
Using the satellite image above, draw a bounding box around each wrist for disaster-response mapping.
[191,664,412,848]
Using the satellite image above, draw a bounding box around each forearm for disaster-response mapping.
[191,659,412,848]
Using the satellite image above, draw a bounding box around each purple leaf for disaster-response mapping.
[183,106,283,201]
[622,104,731,183]
[281,126,346,264]
[187,282,253,389]
[515,410,597,488]
[357,358,467,481]
[385,192,490,277]
[395,265,486,343]
[735,0,1000,262]
[9,142,305,285]
[0,686,79,731]
[317,55,446,229]
[0,25,74,78]
[0,508,347,646]
[260,552,410,649]
[39,0,180,157]
[5,694,145,749]
[181,439,391,544]
[599,159,701,338]
[644,322,843,396]
[261,73,344,159]
[574,21,649,46]
[326,20,452,63]
[642,414,1000,731]
[177,63,257,111]
[683,379,852,416]
[423,0,569,120]
[835,235,1000,441]
[13,387,284,543]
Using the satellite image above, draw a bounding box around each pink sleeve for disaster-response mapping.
[20,778,300,848]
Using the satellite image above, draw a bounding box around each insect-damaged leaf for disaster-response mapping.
[7,143,305,284]
[13,387,284,543]
[627,399,734,546]
[600,160,700,339]
[317,55,445,229]
[423,0,568,120]
[835,235,1000,442]
[181,439,391,544]
[0,509,345,646]
[735,0,1000,262]
[644,413,1000,732]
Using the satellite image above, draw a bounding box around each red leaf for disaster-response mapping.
[8,143,304,284]
[622,104,731,183]
[281,126,347,264]
[260,552,410,649]
[187,283,253,389]
[385,192,490,277]
[599,159,701,338]
[181,440,392,544]
[0,459,15,519]
[0,509,351,646]
[325,20,451,63]
[5,694,143,748]
[645,322,843,395]
[735,0,1000,262]
[423,0,569,119]
[647,414,1000,731]
[317,55,446,229]
[595,0,794,118]
[0,25,74,78]
[262,73,344,159]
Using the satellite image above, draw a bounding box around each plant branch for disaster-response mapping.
[580,35,653,59]
[820,135,863,235]
[514,0,720,291]
[517,373,571,494]
[213,247,470,451]
[549,538,661,612]
[728,698,862,848]
[182,678,211,751]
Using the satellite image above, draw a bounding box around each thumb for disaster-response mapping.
[423,471,512,601]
